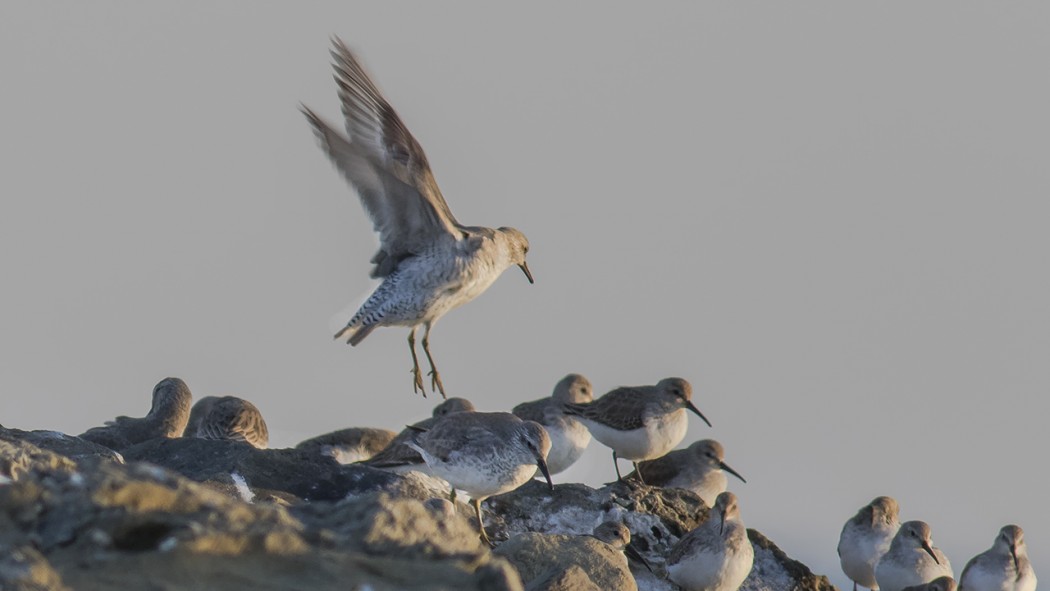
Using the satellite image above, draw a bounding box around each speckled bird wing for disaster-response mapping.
[302,38,462,278]
[565,387,648,431]
[227,405,269,448]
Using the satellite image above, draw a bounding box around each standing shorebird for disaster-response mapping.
[958,525,1036,591]
[407,411,552,545]
[626,439,745,505]
[302,38,533,398]
[666,491,755,591]
[838,496,902,591]
[563,377,710,481]
[511,373,594,475]
[80,377,193,451]
[875,521,953,591]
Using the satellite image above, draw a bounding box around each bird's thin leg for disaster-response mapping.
[633,462,646,486]
[407,327,425,396]
[613,451,624,481]
[421,323,446,398]
[472,498,493,547]
[448,485,457,503]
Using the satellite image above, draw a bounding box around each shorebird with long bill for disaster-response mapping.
[302,38,533,398]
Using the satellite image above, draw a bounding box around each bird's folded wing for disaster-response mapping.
[511,398,549,424]
[566,388,647,431]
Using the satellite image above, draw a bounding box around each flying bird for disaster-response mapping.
[302,38,533,398]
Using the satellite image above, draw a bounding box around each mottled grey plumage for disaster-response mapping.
[195,396,269,449]
[627,439,745,504]
[80,378,192,451]
[838,496,901,591]
[295,427,398,463]
[875,521,953,591]
[563,377,710,481]
[959,525,1036,591]
[512,373,593,474]
[407,411,552,545]
[302,38,533,398]
[361,397,475,470]
[667,492,754,591]
[903,577,957,591]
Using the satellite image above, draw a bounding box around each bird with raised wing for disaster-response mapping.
[302,38,533,398]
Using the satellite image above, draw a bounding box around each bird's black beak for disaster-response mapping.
[719,461,746,483]
[624,543,654,573]
[922,541,939,564]
[1011,544,1019,574]
[686,401,712,427]
[519,262,534,284]
[719,505,727,535]
[536,454,553,491]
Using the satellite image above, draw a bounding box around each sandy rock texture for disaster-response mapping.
[0,430,836,591]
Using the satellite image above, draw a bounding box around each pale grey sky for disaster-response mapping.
[1,3,1047,587]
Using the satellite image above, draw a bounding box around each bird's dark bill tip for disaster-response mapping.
[686,401,712,427]
[536,457,554,491]
[518,262,534,284]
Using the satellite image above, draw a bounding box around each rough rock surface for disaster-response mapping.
[0,425,123,465]
[0,432,836,591]
[495,531,637,591]
[120,435,450,503]
[488,479,836,591]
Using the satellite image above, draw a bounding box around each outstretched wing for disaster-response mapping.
[303,38,462,277]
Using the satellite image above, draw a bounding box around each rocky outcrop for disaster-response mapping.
[0,433,836,591]
[0,425,123,465]
[120,435,451,503]
[495,531,637,591]
[487,479,836,591]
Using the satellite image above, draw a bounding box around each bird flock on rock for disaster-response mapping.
[76,372,1037,591]
[69,37,1038,591]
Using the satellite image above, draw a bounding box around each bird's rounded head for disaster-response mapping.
[498,227,533,283]
[553,373,593,405]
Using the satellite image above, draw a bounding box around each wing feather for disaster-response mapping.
[303,38,462,277]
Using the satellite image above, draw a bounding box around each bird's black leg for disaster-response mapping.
[613,450,623,481]
[633,462,647,486]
